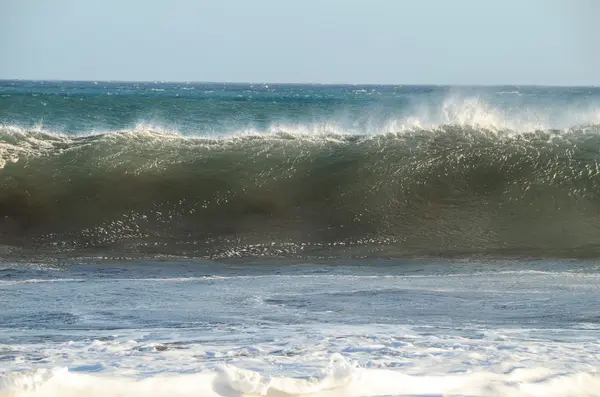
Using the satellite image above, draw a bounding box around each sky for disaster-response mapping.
[1,0,599,85]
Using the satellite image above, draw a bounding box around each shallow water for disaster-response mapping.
[1,258,599,396]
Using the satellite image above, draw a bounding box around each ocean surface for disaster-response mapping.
[1,81,600,396]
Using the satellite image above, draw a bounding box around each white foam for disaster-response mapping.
[2,319,599,395]
[3,359,600,397]
[0,124,70,168]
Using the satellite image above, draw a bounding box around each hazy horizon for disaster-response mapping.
[2,79,600,88]
[2,0,599,85]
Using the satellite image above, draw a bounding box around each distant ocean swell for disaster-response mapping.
[2,122,600,258]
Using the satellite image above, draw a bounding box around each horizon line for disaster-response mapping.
[1,78,599,89]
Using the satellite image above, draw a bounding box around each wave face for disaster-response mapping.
[3,125,600,258]
[2,81,600,258]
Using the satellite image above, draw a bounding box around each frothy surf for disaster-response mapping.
[2,358,600,397]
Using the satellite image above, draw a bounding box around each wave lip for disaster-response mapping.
[2,119,600,259]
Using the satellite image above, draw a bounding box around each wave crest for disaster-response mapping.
[2,120,600,258]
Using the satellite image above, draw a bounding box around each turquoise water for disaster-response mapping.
[2,81,599,134]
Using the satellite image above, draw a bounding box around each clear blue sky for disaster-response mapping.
[1,0,598,85]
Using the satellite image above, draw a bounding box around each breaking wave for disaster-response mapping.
[3,116,600,259]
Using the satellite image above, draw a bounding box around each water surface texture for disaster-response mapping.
[1,81,599,396]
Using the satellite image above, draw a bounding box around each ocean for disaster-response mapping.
[1,80,600,396]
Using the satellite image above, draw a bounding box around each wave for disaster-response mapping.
[3,119,600,259]
[2,356,600,397]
